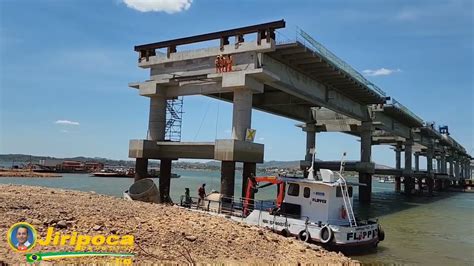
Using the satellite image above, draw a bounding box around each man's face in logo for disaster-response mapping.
[16,227,28,245]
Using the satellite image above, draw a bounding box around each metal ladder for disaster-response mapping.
[338,153,357,227]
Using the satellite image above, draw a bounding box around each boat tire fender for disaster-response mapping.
[298,230,311,242]
[377,225,385,241]
[319,226,333,244]
[280,228,290,237]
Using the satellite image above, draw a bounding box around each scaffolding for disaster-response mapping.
[165,97,184,141]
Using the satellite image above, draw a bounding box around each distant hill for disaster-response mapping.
[0,154,136,167]
[0,154,305,170]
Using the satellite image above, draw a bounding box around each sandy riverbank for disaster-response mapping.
[0,184,357,264]
[0,169,61,178]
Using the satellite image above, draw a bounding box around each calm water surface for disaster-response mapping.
[1,170,473,265]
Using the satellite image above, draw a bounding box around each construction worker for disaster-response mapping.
[226,55,233,72]
[215,55,221,73]
[198,183,206,207]
[183,187,192,207]
[220,55,227,72]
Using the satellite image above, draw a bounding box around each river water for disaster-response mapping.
[1,170,473,264]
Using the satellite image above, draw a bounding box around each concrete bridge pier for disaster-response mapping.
[304,124,316,162]
[441,153,447,174]
[427,147,434,196]
[403,139,414,195]
[448,156,454,178]
[132,95,175,203]
[159,159,172,202]
[358,122,373,203]
[415,152,422,194]
[455,156,460,179]
[221,161,236,199]
[395,143,402,192]
[436,157,441,174]
[222,87,254,199]
[300,123,317,178]
[135,96,166,181]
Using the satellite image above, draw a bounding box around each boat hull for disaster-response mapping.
[242,210,380,248]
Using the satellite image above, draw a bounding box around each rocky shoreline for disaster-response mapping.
[0,170,61,178]
[0,184,357,264]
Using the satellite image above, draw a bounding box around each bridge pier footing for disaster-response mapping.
[159,159,172,203]
[221,161,236,199]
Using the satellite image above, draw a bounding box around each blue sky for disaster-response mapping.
[0,0,472,167]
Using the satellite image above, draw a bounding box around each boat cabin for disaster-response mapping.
[278,169,354,226]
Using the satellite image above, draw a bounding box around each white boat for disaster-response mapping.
[378,176,395,183]
[180,154,385,249]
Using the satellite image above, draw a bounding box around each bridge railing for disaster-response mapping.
[277,27,387,98]
[389,98,424,125]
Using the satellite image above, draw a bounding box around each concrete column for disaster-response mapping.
[304,124,316,162]
[150,96,172,201]
[159,159,172,203]
[462,159,467,178]
[242,162,256,198]
[134,158,149,181]
[414,152,420,171]
[395,144,402,192]
[221,161,236,198]
[404,140,413,195]
[455,158,460,179]
[358,122,372,203]
[427,147,434,196]
[136,96,167,181]
[441,154,447,174]
[231,88,252,141]
[148,96,167,140]
[418,178,423,195]
[468,160,472,179]
[448,156,454,177]
[224,88,253,199]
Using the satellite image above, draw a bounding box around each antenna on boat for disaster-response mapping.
[339,152,347,174]
[307,148,316,180]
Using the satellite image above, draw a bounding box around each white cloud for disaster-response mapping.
[55,120,80,126]
[60,129,69,133]
[362,68,401,77]
[395,10,419,21]
[123,0,192,13]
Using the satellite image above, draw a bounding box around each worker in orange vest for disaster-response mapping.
[226,55,233,72]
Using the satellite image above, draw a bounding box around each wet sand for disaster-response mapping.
[0,170,61,178]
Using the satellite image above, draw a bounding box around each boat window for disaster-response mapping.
[287,183,299,196]
[303,187,310,198]
[336,186,353,197]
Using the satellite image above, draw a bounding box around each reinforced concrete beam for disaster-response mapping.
[258,54,370,121]
[129,140,214,159]
[138,39,275,68]
[372,112,411,140]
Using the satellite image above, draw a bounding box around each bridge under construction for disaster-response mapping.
[128,20,472,203]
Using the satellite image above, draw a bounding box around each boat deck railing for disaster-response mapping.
[179,195,277,218]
